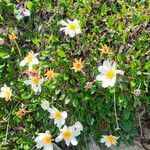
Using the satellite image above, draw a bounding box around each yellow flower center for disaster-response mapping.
[69,23,77,31]
[5,89,12,99]
[62,130,72,140]
[43,135,52,144]
[32,76,40,85]
[54,111,62,119]
[106,135,117,144]
[106,70,115,79]
[25,54,34,62]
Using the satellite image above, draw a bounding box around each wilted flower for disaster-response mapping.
[24,75,44,93]
[72,121,83,135]
[35,131,53,150]
[133,89,141,97]
[25,69,39,77]
[0,84,13,101]
[16,6,31,20]
[20,51,39,70]
[8,29,17,42]
[100,135,119,147]
[45,70,56,80]
[16,108,28,118]
[71,58,84,72]
[96,60,124,88]
[55,125,81,146]
[101,44,110,54]
[86,82,93,89]
[41,100,50,110]
[0,37,4,45]
[60,19,81,37]
[48,107,67,128]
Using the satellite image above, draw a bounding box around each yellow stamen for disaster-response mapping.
[5,89,12,99]
[25,54,34,62]
[69,23,77,31]
[106,70,115,79]
[106,135,117,144]
[32,76,40,85]
[54,111,62,119]
[43,135,52,144]
[62,130,72,140]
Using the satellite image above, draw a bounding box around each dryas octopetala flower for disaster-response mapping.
[16,6,31,20]
[72,121,83,135]
[41,100,50,110]
[45,70,56,80]
[55,125,81,146]
[48,107,67,128]
[0,84,13,101]
[71,58,84,72]
[100,135,119,147]
[24,75,44,93]
[35,131,53,150]
[96,60,124,88]
[20,51,39,70]
[8,29,17,42]
[60,19,81,37]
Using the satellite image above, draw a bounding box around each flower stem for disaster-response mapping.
[113,89,120,130]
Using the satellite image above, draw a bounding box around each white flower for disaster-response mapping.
[60,19,81,37]
[35,131,53,150]
[0,84,13,101]
[48,107,67,128]
[24,75,43,93]
[20,51,39,70]
[96,60,124,88]
[0,38,4,45]
[55,125,80,146]
[16,6,31,20]
[100,135,119,147]
[72,121,83,135]
[41,100,50,110]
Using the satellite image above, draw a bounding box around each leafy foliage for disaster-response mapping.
[0,0,149,149]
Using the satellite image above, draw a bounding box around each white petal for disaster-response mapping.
[36,141,43,148]
[60,20,68,26]
[55,136,63,142]
[43,144,53,150]
[96,75,105,81]
[62,111,67,118]
[65,140,70,146]
[24,80,31,85]
[69,31,75,37]
[100,137,107,143]
[116,70,124,75]
[20,59,26,67]
[76,28,81,34]
[103,60,111,69]
[102,79,110,88]
[60,27,67,31]
[0,92,5,98]
[105,142,112,147]
[31,58,39,65]
[71,137,78,146]
[109,77,116,87]
[98,66,106,73]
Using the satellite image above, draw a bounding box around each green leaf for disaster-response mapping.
[57,49,65,57]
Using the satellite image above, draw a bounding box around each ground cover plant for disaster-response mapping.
[0,0,150,149]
